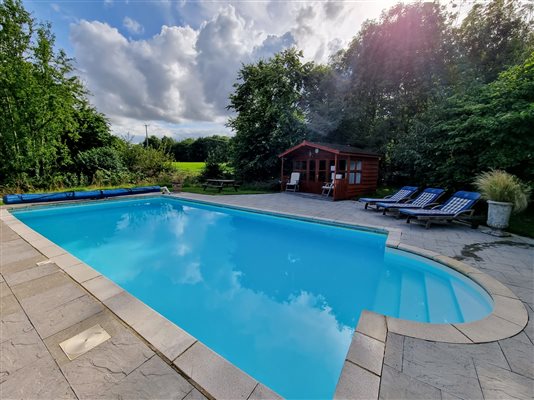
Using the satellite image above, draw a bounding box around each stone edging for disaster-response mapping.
[1,195,528,400]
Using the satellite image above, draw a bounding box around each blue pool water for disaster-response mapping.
[13,198,492,399]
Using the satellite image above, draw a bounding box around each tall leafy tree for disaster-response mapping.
[391,52,534,188]
[0,0,109,188]
[341,2,454,150]
[457,0,534,84]
[228,49,314,181]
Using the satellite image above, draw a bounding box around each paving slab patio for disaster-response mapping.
[1,192,532,399]
[0,223,206,400]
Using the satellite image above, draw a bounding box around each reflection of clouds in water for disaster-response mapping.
[287,254,300,264]
[172,212,187,236]
[172,261,203,285]
[176,243,190,256]
[116,214,130,230]
[210,271,353,364]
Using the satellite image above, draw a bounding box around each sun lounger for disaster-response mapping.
[359,186,418,210]
[399,191,481,229]
[377,188,445,215]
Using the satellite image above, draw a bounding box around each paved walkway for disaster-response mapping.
[1,192,532,399]
[0,221,208,399]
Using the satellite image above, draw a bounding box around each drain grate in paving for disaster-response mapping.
[59,324,111,360]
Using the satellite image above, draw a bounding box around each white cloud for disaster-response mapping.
[71,1,398,138]
[123,16,144,35]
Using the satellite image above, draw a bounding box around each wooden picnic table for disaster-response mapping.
[202,179,240,192]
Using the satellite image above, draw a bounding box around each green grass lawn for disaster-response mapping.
[171,162,205,175]
[181,184,271,196]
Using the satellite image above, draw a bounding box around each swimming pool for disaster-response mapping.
[13,197,493,399]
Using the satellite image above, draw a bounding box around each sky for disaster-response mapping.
[24,0,403,143]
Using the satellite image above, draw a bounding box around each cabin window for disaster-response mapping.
[309,160,316,182]
[318,160,327,182]
[337,159,347,179]
[349,160,363,184]
[294,160,306,171]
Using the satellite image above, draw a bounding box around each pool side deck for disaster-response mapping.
[1,192,533,399]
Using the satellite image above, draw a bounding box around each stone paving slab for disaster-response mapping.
[0,310,34,345]
[32,294,104,339]
[60,328,155,398]
[0,354,76,400]
[334,360,380,399]
[3,261,60,286]
[0,327,49,383]
[476,362,534,399]
[174,341,258,400]
[91,355,193,400]
[379,365,442,400]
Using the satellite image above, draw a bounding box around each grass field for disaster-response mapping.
[171,162,205,175]
[180,185,271,196]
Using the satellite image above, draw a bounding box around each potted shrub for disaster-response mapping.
[474,170,531,233]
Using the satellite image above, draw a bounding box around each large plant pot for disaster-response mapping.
[487,200,513,229]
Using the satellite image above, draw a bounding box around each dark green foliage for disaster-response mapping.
[228,49,313,181]
[0,0,83,186]
[199,160,224,180]
[76,147,126,178]
[392,53,534,188]
[122,144,173,179]
[299,0,533,190]
[66,103,114,156]
[164,135,230,162]
[0,0,176,192]
[458,0,534,84]
[336,2,454,151]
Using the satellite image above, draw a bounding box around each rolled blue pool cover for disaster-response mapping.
[2,186,161,204]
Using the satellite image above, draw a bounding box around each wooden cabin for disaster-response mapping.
[278,141,380,201]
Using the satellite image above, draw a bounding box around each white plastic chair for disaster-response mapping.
[285,172,300,192]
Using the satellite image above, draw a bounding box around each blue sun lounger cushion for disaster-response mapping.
[399,191,481,229]
[376,188,445,214]
[359,186,418,210]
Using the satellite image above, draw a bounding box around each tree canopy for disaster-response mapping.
[228,49,314,181]
[227,0,533,189]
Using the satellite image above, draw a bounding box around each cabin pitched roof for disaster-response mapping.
[278,140,379,158]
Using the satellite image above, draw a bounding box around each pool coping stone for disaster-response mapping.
[1,194,529,400]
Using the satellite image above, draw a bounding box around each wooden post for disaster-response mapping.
[280,157,284,192]
[333,154,338,200]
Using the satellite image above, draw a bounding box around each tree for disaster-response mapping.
[0,0,108,188]
[228,49,314,181]
[337,2,454,153]
[65,102,113,157]
[457,0,534,84]
[391,52,534,188]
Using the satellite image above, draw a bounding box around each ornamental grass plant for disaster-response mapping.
[474,170,531,213]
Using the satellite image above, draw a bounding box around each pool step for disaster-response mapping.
[425,276,463,323]
[399,271,428,322]
[449,280,491,323]
[372,269,401,317]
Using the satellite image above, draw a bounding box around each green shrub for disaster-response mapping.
[76,147,126,177]
[122,145,173,179]
[474,170,531,213]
